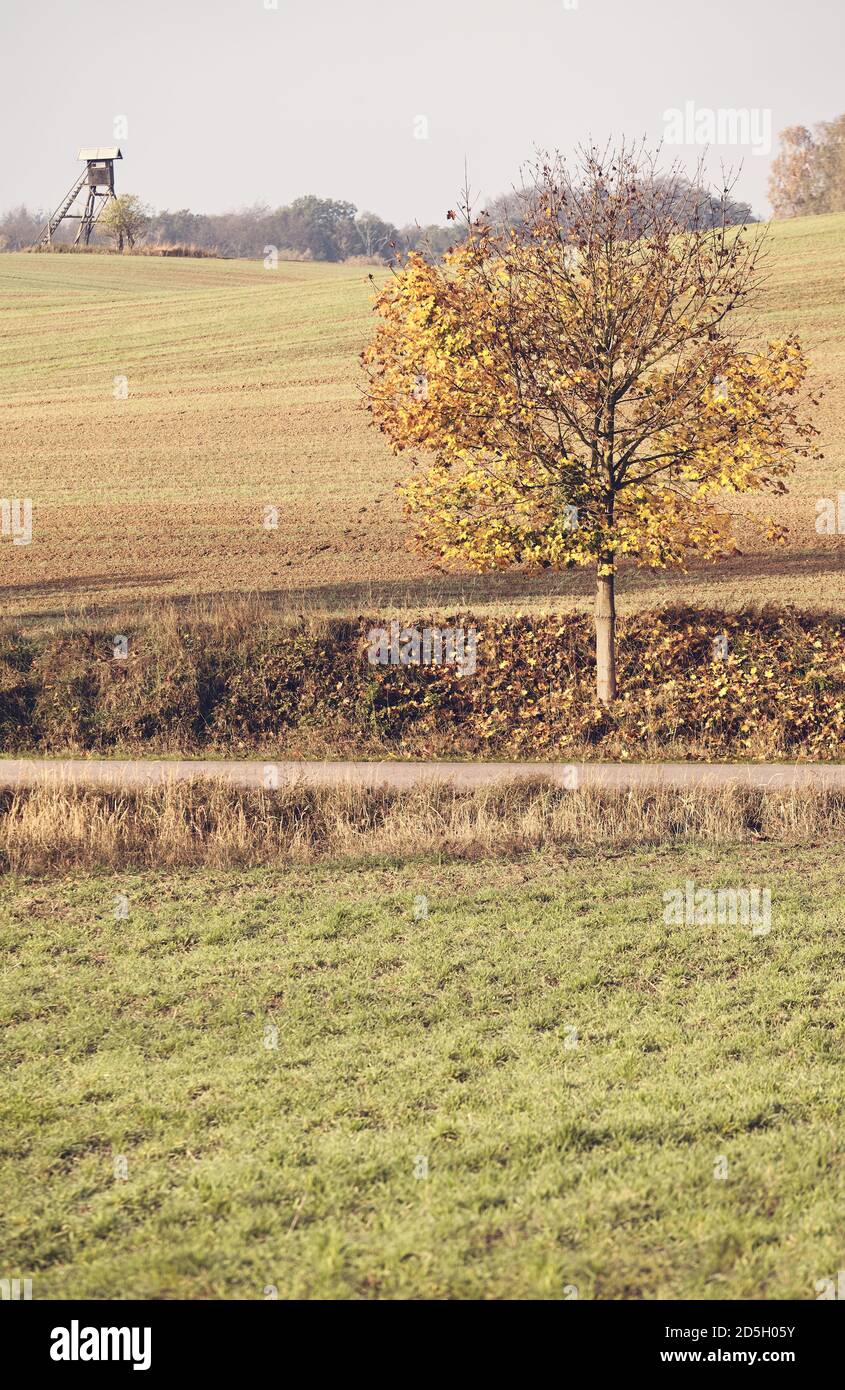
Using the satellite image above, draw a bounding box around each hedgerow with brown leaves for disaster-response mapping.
[0,607,842,760]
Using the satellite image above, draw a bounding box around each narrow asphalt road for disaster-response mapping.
[0,759,843,791]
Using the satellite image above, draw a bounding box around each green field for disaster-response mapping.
[1,213,844,623]
[2,844,843,1299]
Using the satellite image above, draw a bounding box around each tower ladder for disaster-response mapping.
[33,170,88,249]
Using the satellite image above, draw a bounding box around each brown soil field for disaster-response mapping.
[1,212,843,625]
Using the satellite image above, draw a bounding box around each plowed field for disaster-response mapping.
[1,214,843,623]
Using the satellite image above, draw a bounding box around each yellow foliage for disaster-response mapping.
[362,202,819,582]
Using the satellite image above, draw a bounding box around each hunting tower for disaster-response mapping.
[34,147,123,249]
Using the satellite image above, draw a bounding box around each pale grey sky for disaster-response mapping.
[1,0,841,225]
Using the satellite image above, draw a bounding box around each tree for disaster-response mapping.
[769,126,820,218]
[485,175,754,235]
[274,196,358,261]
[354,211,399,259]
[100,194,151,252]
[363,144,819,702]
[151,206,215,249]
[813,114,845,214]
[0,204,44,249]
[769,115,845,219]
[398,221,464,259]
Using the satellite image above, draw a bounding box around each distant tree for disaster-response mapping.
[813,114,845,214]
[100,194,151,252]
[484,175,754,234]
[275,196,358,261]
[214,205,273,257]
[483,189,534,231]
[0,204,44,250]
[769,126,820,218]
[150,207,216,249]
[398,222,464,258]
[769,115,845,219]
[650,174,755,229]
[354,211,399,259]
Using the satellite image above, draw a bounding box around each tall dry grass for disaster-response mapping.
[1,779,843,874]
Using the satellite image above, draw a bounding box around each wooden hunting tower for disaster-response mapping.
[34,147,123,249]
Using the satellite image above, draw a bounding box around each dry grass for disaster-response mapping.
[29,243,219,258]
[2,778,844,873]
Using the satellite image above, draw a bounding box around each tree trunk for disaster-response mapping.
[595,563,617,703]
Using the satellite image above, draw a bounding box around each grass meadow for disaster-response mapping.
[1,212,844,624]
[2,836,843,1300]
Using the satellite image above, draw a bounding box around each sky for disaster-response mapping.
[1,0,842,226]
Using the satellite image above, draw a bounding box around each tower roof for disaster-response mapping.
[77,147,123,161]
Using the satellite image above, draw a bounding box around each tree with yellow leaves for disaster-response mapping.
[363,144,819,702]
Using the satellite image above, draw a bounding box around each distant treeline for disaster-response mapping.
[0,196,463,260]
[147,197,466,261]
[0,177,755,260]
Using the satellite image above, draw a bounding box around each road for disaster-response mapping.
[0,759,843,791]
